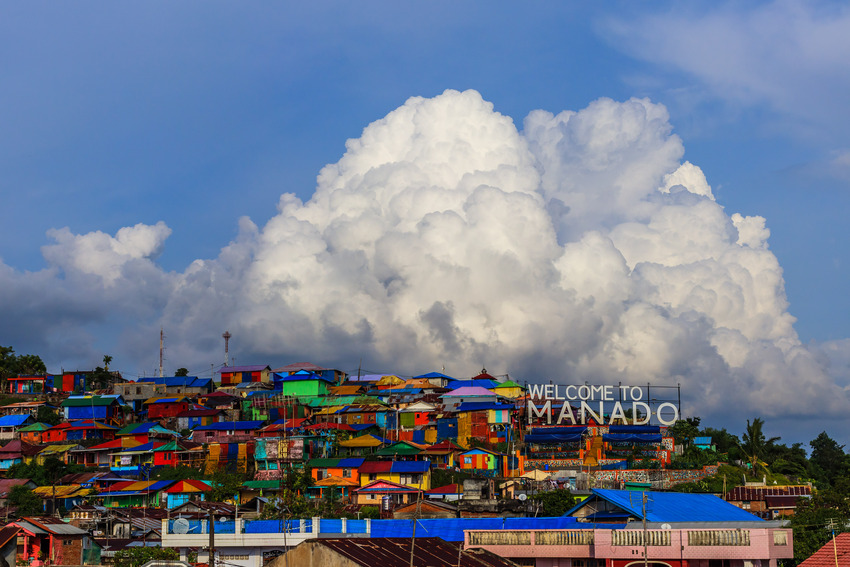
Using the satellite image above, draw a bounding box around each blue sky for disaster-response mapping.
[3,1,850,443]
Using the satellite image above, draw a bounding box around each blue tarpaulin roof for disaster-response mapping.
[567,489,764,523]
[602,433,662,443]
[337,458,365,468]
[608,425,661,434]
[525,432,584,443]
[0,414,32,427]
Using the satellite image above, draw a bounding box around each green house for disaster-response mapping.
[276,370,334,397]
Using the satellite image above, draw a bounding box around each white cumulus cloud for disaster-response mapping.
[3,89,849,423]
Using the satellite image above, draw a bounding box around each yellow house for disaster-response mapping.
[489,380,524,399]
[358,461,431,491]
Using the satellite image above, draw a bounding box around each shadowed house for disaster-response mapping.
[6,374,49,394]
[144,396,191,420]
[219,365,272,387]
[0,414,34,441]
[11,516,101,565]
[18,422,51,444]
[162,479,211,508]
[354,479,423,507]
[60,395,126,425]
[0,441,42,470]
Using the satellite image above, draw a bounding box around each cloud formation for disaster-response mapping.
[3,89,848,420]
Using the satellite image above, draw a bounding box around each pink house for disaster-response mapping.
[465,526,793,567]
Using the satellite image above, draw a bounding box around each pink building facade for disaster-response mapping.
[465,526,793,567]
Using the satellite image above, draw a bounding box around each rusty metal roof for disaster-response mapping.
[302,537,519,566]
[725,485,811,501]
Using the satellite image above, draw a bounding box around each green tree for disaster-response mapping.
[16,354,46,375]
[207,470,244,503]
[8,484,42,515]
[114,547,179,567]
[36,405,61,426]
[810,431,848,488]
[739,418,780,477]
[788,483,850,563]
[87,366,114,391]
[668,417,701,448]
[175,367,189,377]
[102,355,113,371]
[529,488,575,516]
[152,465,204,481]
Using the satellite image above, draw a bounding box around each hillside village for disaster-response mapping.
[0,353,843,567]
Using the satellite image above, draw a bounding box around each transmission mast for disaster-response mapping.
[159,328,165,377]
[222,331,231,367]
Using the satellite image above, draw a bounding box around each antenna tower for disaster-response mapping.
[159,328,165,377]
[222,331,232,367]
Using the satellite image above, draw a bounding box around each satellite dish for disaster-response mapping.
[172,518,190,534]
[661,523,672,530]
[219,517,228,522]
[518,494,527,501]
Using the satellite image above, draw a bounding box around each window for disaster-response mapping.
[342,469,352,478]
[774,532,788,546]
[63,539,73,545]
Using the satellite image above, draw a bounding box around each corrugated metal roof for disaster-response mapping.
[571,489,764,523]
[725,485,811,501]
[309,537,518,567]
[0,414,33,427]
[193,420,265,431]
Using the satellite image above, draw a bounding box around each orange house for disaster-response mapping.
[307,458,364,484]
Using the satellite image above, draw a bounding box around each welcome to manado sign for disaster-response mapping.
[526,383,680,426]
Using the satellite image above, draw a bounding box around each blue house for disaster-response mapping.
[566,488,764,523]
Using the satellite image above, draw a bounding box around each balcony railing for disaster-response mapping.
[612,531,671,546]
[688,530,750,546]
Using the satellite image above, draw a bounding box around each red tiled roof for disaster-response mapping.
[800,532,850,567]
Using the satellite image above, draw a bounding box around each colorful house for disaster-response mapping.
[0,440,41,470]
[137,375,213,395]
[152,439,204,469]
[36,443,83,465]
[70,437,141,468]
[457,448,505,476]
[144,395,191,419]
[60,395,125,424]
[162,479,211,508]
[11,517,100,565]
[276,370,335,397]
[18,422,51,444]
[306,457,364,484]
[191,421,264,444]
[6,374,49,394]
[96,480,174,508]
[219,365,271,387]
[489,379,524,399]
[358,460,431,490]
[0,413,34,441]
[110,441,166,477]
[354,479,422,507]
[176,407,224,430]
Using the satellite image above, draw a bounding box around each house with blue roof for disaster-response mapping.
[138,375,213,396]
[566,488,765,523]
[0,413,34,441]
[274,370,335,397]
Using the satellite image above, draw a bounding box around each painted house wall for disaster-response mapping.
[280,381,330,397]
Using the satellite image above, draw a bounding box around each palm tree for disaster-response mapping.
[739,418,780,477]
[103,354,113,371]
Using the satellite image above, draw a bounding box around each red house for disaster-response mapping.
[219,365,271,386]
[144,396,191,419]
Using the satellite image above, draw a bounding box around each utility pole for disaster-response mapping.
[159,328,165,377]
[643,492,648,567]
[830,519,839,567]
[208,508,216,567]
